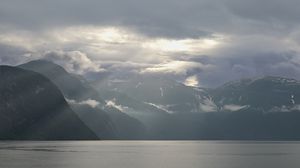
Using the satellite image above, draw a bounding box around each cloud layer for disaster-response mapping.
[1,0,300,87]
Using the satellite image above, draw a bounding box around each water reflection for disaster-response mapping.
[0,141,300,168]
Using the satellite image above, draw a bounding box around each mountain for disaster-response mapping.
[93,88,170,131]
[103,106,147,139]
[12,59,300,140]
[93,75,217,114]
[0,66,98,140]
[92,75,218,138]
[211,76,300,112]
[19,60,105,102]
[19,60,146,139]
[68,103,116,139]
[94,75,300,140]
[195,76,300,140]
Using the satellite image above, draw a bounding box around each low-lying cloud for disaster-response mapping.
[67,99,100,108]
[105,98,128,112]
[43,50,105,75]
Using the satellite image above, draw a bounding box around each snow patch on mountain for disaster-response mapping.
[145,102,174,114]
[291,95,295,104]
[269,104,300,112]
[199,96,218,112]
[223,104,249,111]
[160,87,164,97]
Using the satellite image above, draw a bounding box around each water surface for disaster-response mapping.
[0,141,299,168]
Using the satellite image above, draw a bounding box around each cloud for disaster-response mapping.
[2,25,300,88]
[141,61,214,75]
[224,0,300,25]
[184,75,199,87]
[105,98,128,112]
[0,44,30,65]
[67,99,100,108]
[189,51,300,87]
[0,26,222,84]
[0,0,222,39]
[2,0,300,87]
[43,50,105,74]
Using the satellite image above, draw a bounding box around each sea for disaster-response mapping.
[0,141,299,168]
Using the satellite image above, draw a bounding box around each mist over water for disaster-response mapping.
[0,141,300,168]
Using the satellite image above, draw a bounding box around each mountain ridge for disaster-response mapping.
[19,60,146,139]
[0,65,98,140]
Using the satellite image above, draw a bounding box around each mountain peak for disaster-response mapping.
[257,76,300,84]
[19,59,68,74]
[221,76,300,89]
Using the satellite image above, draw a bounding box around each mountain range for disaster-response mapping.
[1,59,300,140]
[19,60,146,139]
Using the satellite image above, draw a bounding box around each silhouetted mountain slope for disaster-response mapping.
[69,104,116,139]
[19,60,146,139]
[103,106,147,139]
[0,66,98,140]
[19,60,105,102]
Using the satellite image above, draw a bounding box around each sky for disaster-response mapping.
[1,0,300,87]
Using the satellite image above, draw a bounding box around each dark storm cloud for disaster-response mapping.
[0,0,225,38]
[2,0,300,37]
[225,0,300,23]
